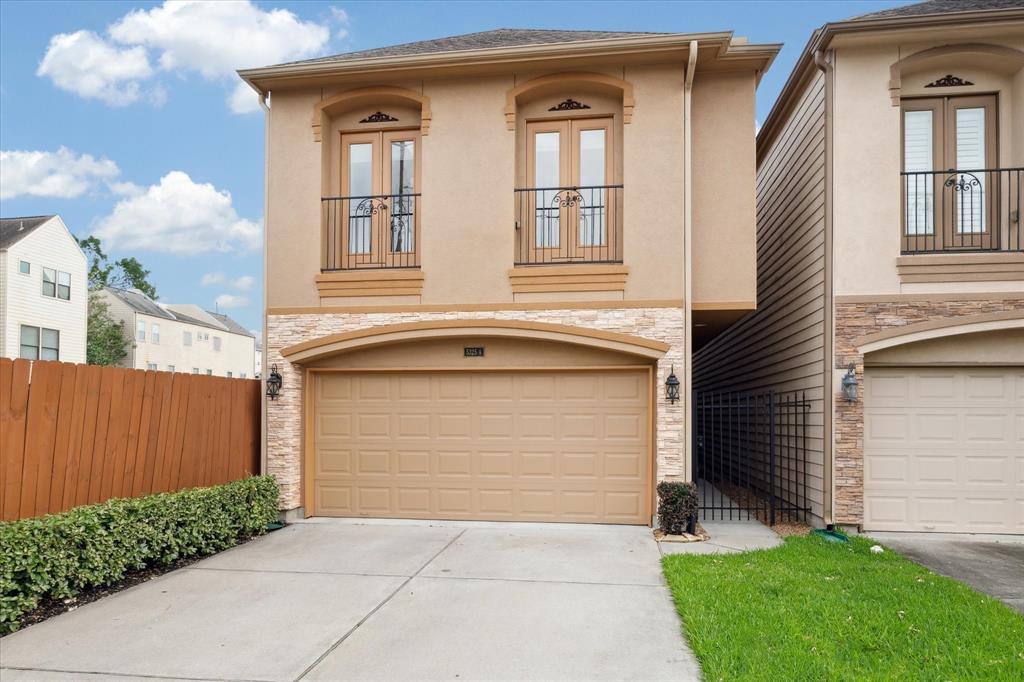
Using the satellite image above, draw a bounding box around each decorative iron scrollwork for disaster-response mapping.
[548,98,591,112]
[551,188,585,208]
[353,197,390,217]
[359,111,399,123]
[925,74,974,88]
[943,171,982,193]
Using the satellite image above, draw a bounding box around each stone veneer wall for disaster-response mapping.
[266,307,686,511]
[833,297,1024,525]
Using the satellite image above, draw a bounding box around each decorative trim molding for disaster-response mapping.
[888,43,1024,105]
[315,269,424,299]
[924,74,973,88]
[548,98,591,111]
[281,318,670,363]
[268,299,684,315]
[855,310,1024,354]
[896,253,1024,283]
[312,86,431,141]
[504,72,635,131]
[508,265,629,294]
[836,292,1024,304]
[359,111,399,123]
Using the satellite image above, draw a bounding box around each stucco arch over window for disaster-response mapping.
[311,86,432,141]
[888,43,1024,106]
[504,72,636,131]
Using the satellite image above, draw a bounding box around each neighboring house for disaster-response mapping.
[240,29,780,521]
[695,0,1024,534]
[0,215,87,364]
[100,287,256,378]
[254,341,262,379]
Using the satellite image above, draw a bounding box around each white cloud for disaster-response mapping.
[215,293,249,309]
[228,81,261,114]
[330,7,350,40]
[232,275,255,291]
[200,272,226,286]
[0,147,120,200]
[94,171,261,254]
[37,30,153,106]
[38,2,331,113]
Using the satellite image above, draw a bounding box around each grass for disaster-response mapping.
[662,534,1024,681]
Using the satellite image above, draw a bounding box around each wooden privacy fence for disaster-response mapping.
[1,358,261,521]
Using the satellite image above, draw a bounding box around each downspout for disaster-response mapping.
[813,48,835,527]
[259,90,270,479]
[683,41,698,482]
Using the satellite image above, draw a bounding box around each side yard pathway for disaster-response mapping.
[1,520,700,682]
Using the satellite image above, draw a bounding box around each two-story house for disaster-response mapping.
[695,0,1024,534]
[101,287,256,378]
[0,215,87,364]
[240,29,780,522]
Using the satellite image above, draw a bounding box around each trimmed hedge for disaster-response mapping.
[0,475,279,634]
[657,480,699,535]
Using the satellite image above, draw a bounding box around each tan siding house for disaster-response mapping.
[241,29,779,522]
[695,0,1024,533]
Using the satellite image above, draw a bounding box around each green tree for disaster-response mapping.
[77,235,158,299]
[85,290,130,366]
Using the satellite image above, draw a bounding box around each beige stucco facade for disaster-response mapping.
[244,31,777,518]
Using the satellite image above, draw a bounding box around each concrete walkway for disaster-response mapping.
[0,520,701,682]
[868,531,1024,614]
[659,518,783,556]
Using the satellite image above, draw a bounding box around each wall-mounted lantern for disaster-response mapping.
[841,363,858,402]
[266,364,283,400]
[665,366,680,404]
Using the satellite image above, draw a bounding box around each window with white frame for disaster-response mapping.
[57,271,70,300]
[42,268,56,297]
[19,261,30,275]
[205,369,213,375]
[168,364,176,372]
[240,372,247,379]
[192,367,199,374]
[20,326,59,360]
[213,336,222,352]
[226,371,233,377]
[147,362,157,371]
[136,320,146,342]
[183,331,192,346]
[152,323,160,344]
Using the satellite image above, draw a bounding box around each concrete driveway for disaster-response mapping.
[0,520,700,682]
[868,531,1024,614]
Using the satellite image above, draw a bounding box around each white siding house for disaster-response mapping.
[0,215,88,364]
[100,287,256,378]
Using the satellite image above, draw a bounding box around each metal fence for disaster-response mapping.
[692,389,811,525]
[513,185,623,265]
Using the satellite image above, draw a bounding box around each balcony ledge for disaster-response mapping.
[508,264,629,294]
[316,269,424,299]
[896,252,1024,283]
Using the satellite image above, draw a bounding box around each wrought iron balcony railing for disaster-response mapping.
[514,185,623,265]
[901,167,1022,254]
[322,193,420,270]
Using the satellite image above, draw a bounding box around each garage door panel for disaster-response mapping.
[311,370,651,524]
[864,366,1023,533]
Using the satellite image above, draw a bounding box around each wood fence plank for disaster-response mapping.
[227,380,245,481]
[248,380,261,475]
[47,362,78,514]
[121,369,147,496]
[73,365,103,507]
[87,367,117,504]
[98,367,129,503]
[146,371,173,493]
[131,371,157,496]
[2,359,31,520]
[21,361,58,518]
[61,364,91,511]
[164,374,189,491]
[177,374,205,489]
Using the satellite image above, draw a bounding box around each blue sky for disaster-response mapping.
[0,0,905,333]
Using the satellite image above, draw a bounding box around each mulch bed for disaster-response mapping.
[6,533,267,636]
[715,482,813,536]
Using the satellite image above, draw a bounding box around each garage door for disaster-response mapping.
[309,369,651,524]
[863,366,1024,533]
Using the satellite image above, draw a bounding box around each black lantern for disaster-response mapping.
[266,364,283,400]
[841,363,858,402]
[665,366,680,404]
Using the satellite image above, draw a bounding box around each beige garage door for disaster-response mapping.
[309,369,651,524]
[863,366,1024,533]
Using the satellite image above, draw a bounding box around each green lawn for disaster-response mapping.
[662,535,1024,681]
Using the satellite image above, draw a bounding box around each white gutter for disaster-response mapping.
[683,40,697,481]
[259,91,270,478]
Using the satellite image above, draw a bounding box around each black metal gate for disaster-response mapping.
[692,390,811,524]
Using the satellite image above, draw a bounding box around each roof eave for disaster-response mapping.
[238,31,780,92]
[757,6,1024,157]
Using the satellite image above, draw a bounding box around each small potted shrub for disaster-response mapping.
[657,481,699,536]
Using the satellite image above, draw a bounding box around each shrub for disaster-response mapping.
[657,480,699,535]
[0,475,278,634]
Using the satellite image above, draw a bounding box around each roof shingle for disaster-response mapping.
[850,0,1024,21]
[0,215,56,250]
[274,28,670,68]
